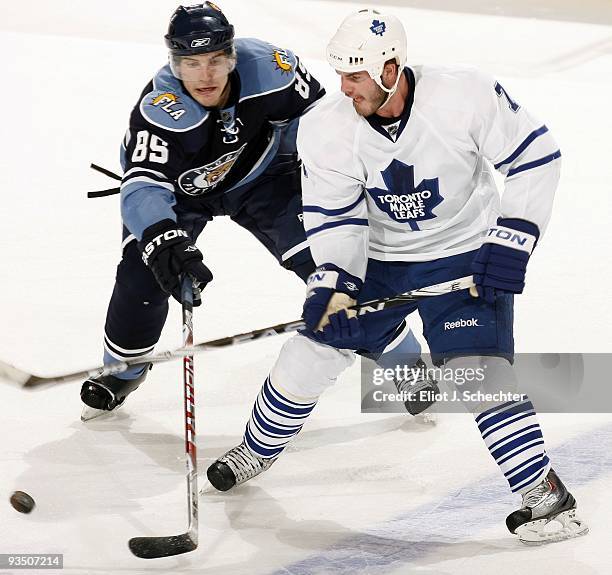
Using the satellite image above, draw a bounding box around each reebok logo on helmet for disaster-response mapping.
[190,38,211,48]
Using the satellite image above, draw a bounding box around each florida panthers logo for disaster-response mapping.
[366,159,443,230]
[272,48,293,74]
[178,144,246,196]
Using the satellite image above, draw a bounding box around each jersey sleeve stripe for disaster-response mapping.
[494,125,549,169]
[303,195,365,216]
[120,176,175,194]
[238,75,297,102]
[305,218,369,238]
[121,234,137,250]
[122,167,168,180]
[506,150,561,177]
[281,240,310,262]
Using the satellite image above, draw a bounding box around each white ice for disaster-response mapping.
[0,1,611,574]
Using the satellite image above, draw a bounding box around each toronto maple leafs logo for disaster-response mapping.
[370,20,386,36]
[366,159,443,230]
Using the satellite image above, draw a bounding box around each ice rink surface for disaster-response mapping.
[1,1,611,573]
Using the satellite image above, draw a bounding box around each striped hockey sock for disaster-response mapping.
[103,331,153,380]
[244,376,318,459]
[475,398,551,493]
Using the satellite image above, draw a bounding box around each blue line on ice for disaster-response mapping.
[270,423,612,575]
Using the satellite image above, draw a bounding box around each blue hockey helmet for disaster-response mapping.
[165,2,235,56]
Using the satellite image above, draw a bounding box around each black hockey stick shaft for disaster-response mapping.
[0,275,474,388]
[128,276,198,558]
[90,163,122,180]
[87,164,121,197]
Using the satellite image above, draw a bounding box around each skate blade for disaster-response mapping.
[81,406,108,422]
[199,481,220,496]
[516,509,589,545]
[80,402,124,422]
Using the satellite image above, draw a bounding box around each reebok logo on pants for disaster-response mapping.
[444,318,481,330]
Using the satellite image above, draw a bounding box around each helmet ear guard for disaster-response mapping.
[326,9,407,99]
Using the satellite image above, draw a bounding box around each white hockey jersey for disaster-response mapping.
[297,66,561,280]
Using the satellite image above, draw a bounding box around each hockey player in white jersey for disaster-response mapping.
[207,9,588,544]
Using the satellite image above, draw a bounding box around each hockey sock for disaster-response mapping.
[243,376,318,459]
[103,338,153,381]
[475,398,551,493]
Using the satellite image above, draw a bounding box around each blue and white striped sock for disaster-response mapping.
[475,398,551,493]
[103,332,153,381]
[244,376,317,459]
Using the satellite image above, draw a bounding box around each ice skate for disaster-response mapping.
[506,468,588,544]
[80,365,150,422]
[205,441,275,492]
[394,358,439,418]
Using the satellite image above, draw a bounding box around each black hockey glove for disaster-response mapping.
[139,219,213,306]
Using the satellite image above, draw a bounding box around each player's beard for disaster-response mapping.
[353,86,387,118]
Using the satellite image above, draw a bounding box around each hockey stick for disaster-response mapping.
[128,276,199,558]
[87,163,120,198]
[0,275,474,389]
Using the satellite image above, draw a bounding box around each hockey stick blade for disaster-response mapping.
[128,534,197,559]
[0,361,33,387]
[0,275,474,389]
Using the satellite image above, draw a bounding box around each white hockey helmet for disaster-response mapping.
[326,9,407,95]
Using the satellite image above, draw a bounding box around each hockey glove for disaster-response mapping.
[303,264,362,345]
[139,219,213,306]
[471,218,539,304]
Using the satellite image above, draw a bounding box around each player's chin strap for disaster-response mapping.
[87,163,121,198]
[375,66,403,112]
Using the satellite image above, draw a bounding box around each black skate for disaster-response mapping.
[206,441,274,492]
[394,358,439,421]
[506,468,588,544]
[80,365,150,422]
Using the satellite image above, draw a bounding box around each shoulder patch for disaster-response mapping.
[271,47,294,75]
[139,65,208,132]
[234,38,298,102]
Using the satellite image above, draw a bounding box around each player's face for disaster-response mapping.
[175,50,235,108]
[338,71,386,117]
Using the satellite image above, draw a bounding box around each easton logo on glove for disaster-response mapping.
[471,217,540,303]
[138,219,213,306]
[142,229,189,264]
[484,225,536,253]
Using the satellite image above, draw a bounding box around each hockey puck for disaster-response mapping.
[10,491,35,514]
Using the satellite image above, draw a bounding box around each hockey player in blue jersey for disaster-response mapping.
[80,3,434,421]
[207,8,588,545]
[79,2,322,419]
